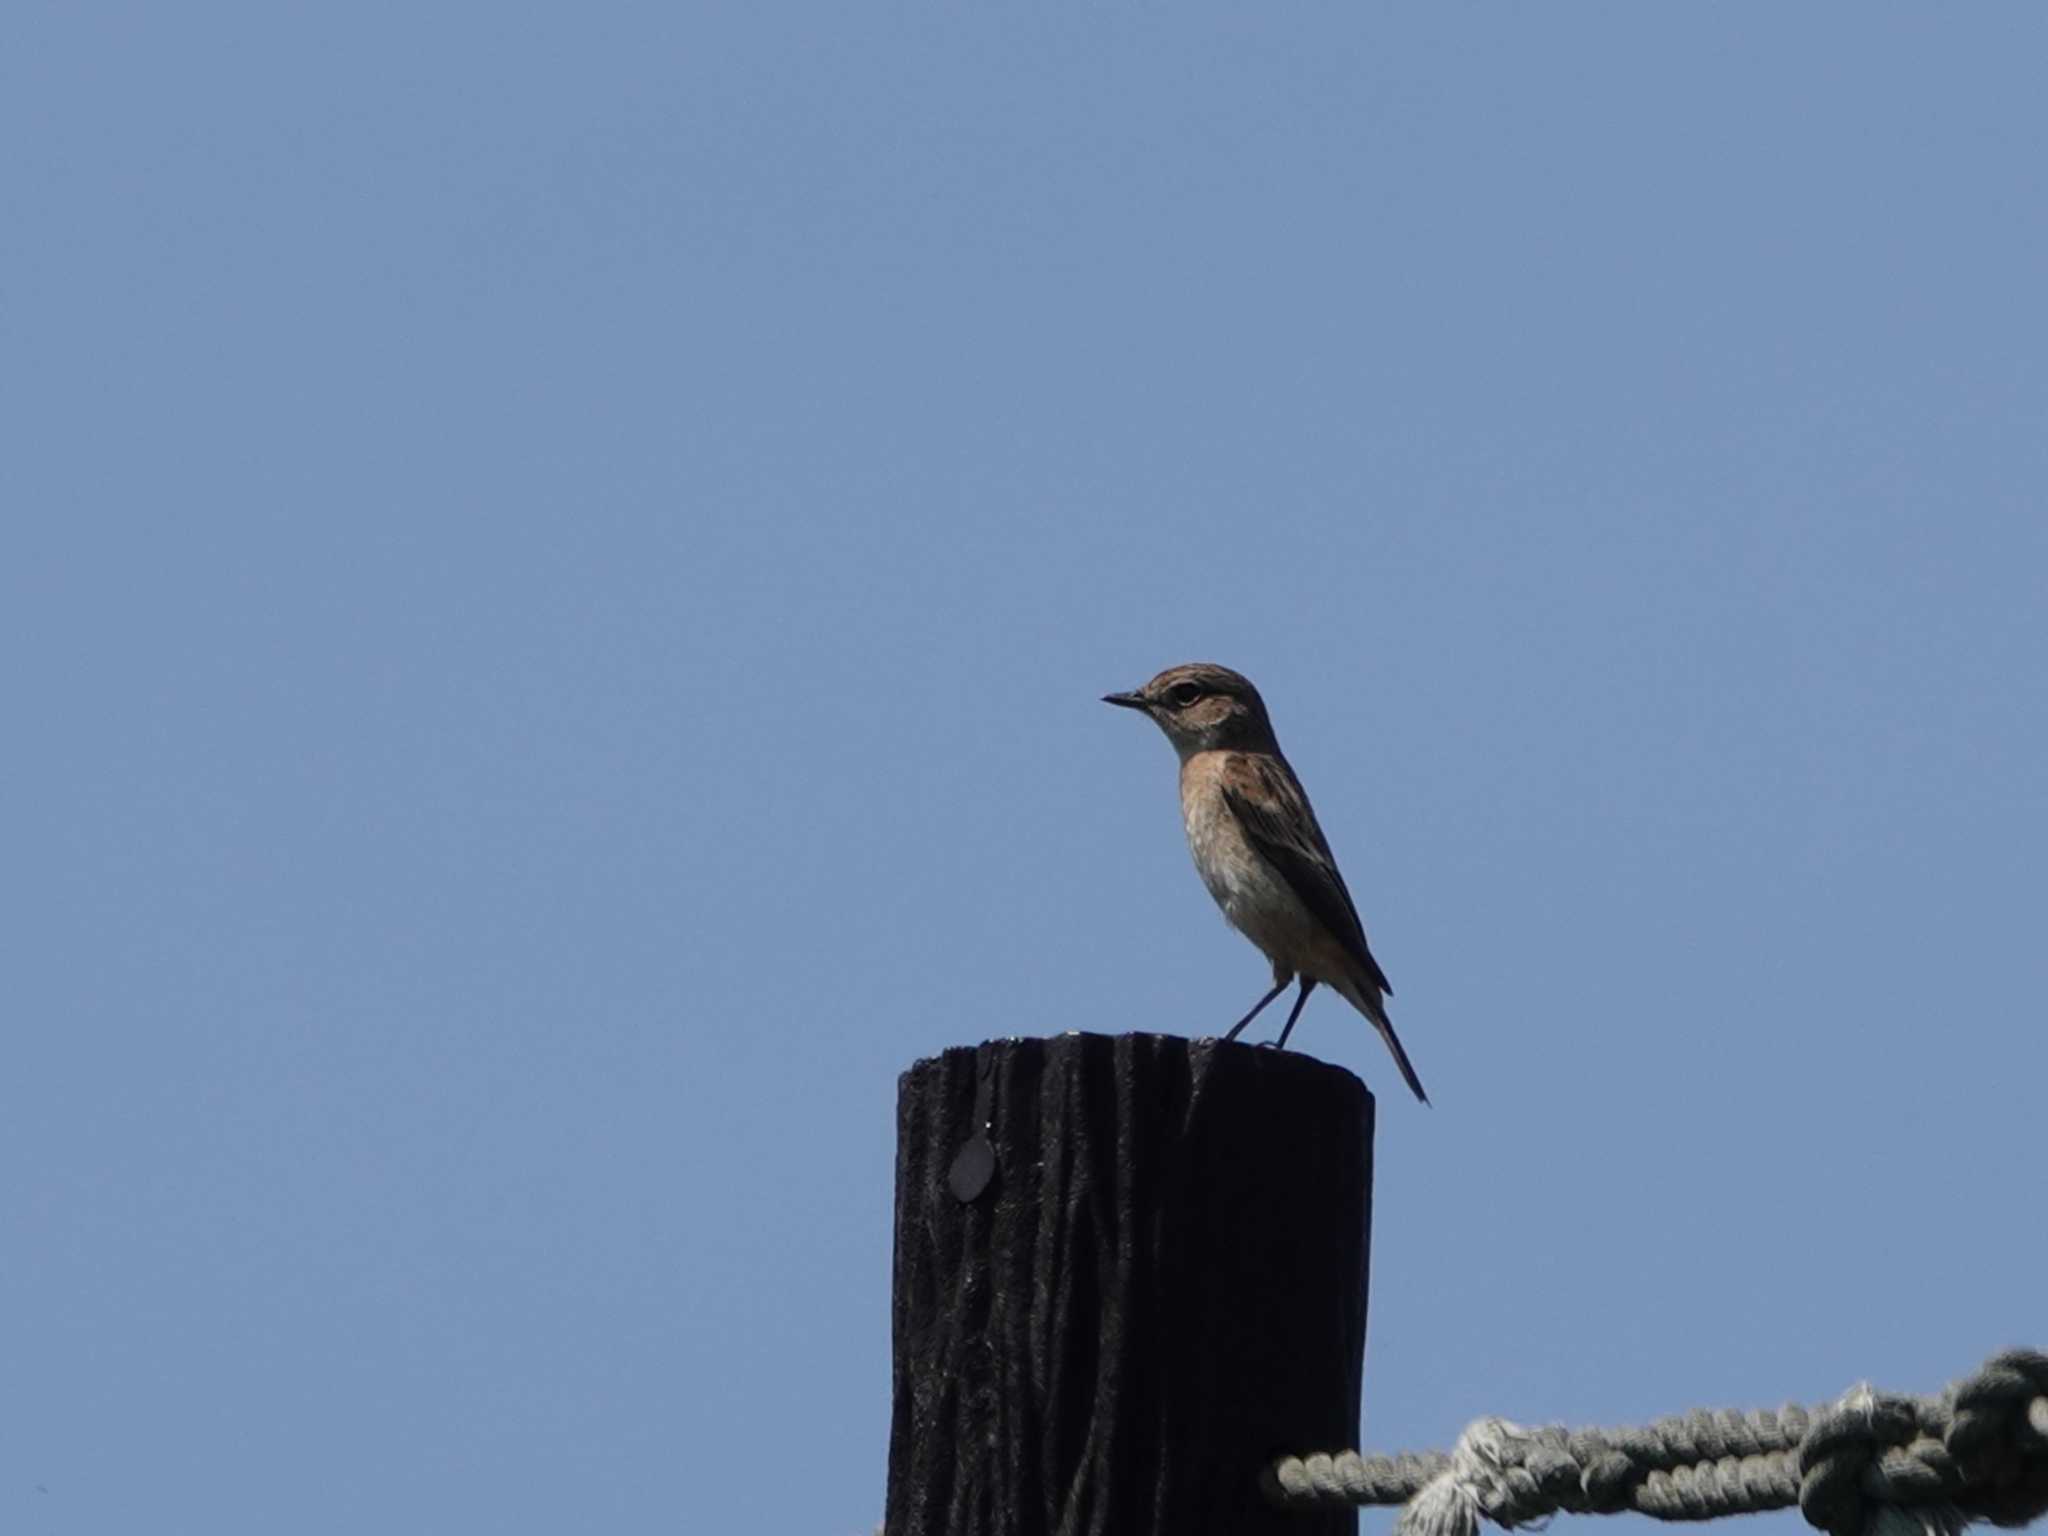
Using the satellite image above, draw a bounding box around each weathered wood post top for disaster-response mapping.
[885,1031,1375,1536]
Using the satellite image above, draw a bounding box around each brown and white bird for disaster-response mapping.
[1103,662,1428,1104]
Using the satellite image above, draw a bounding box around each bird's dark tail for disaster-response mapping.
[1338,976,1430,1105]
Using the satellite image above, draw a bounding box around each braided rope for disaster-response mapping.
[1265,1349,2048,1536]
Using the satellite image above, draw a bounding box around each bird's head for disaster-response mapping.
[1102,663,1279,757]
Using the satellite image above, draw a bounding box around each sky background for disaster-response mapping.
[5,5,2045,1534]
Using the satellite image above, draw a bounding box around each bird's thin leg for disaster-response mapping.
[1270,979,1318,1051]
[1222,979,1289,1043]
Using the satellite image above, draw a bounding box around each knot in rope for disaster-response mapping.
[1797,1385,1957,1536]
[1397,1418,1523,1536]
[1947,1350,2048,1528]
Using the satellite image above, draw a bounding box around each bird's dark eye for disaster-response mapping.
[1168,681,1203,707]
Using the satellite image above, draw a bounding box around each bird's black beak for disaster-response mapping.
[1101,690,1149,711]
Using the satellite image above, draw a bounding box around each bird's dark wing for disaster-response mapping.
[1220,752,1393,997]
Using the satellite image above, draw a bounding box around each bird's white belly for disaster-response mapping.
[1182,794,1310,965]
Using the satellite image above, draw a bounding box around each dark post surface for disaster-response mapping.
[885,1032,1373,1536]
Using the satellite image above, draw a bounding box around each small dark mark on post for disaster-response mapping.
[946,1048,999,1202]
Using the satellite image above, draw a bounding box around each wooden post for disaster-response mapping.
[884,1032,1373,1536]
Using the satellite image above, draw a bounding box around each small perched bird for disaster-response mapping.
[1103,663,1428,1104]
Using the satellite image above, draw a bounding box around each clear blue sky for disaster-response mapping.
[6,6,2044,1534]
